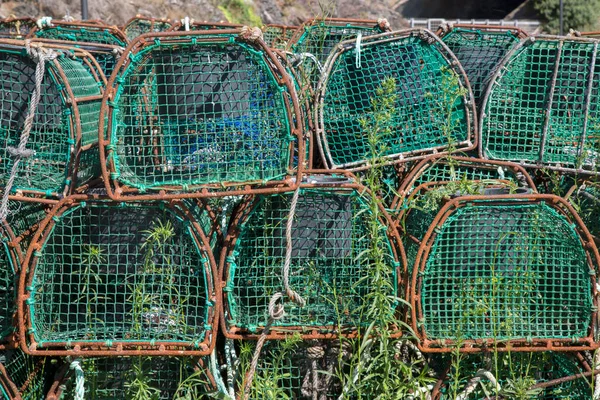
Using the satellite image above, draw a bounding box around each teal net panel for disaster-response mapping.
[104,32,300,195]
[32,22,127,47]
[55,356,218,399]
[23,200,217,355]
[480,36,600,175]
[223,183,401,337]
[123,17,173,41]
[0,43,103,198]
[0,18,36,39]
[438,26,525,103]
[237,340,343,399]
[316,30,475,170]
[0,349,49,400]
[414,197,595,350]
[438,352,591,399]
[572,182,600,239]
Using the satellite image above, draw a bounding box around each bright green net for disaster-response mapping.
[0,47,101,196]
[318,31,473,169]
[420,200,592,341]
[439,27,522,103]
[34,24,127,47]
[438,352,591,399]
[58,356,216,399]
[106,33,295,192]
[1,349,48,400]
[26,201,214,350]
[124,18,173,41]
[481,37,600,173]
[224,187,399,334]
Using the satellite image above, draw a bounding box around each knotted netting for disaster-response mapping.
[410,195,599,352]
[315,29,476,170]
[261,25,297,50]
[480,35,600,175]
[30,20,128,47]
[0,18,36,39]
[437,352,591,399]
[50,356,219,399]
[436,25,526,104]
[21,199,218,355]
[0,41,103,200]
[0,349,49,400]
[101,31,302,197]
[123,16,173,41]
[222,177,403,338]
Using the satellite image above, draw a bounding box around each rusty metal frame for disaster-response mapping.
[479,34,600,176]
[392,155,538,209]
[408,192,600,353]
[219,169,407,340]
[0,39,106,201]
[435,23,529,39]
[16,194,220,356]
[98,30,305,201]
[314,29,477,171]
[26,20,128,46]
[122,15,174,36]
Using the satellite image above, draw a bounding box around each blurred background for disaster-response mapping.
[0,0,596,35]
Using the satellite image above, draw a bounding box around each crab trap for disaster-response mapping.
[29,20,128,47]
[480,35,600,175]
[47,356,221,399]
[434,352,592,399]
[315,29,477,171]
[221,173,404,339]
[0,18,36,40]
[567,181,600,241]
[17,198,219,356]
[122,16,173,41]
[0,349,52,399]
[172,21,243,32]
[0,40,104,199]
[261,24,298,50]
[100,30,303,199]
[436,24,527,104]
[406,192,600,353]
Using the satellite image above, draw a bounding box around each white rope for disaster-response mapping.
[287,51,324,75]
[456,369,499,400]
[70,359,85,400]
[181,16,190,31]
[594,351,600,400]
[282,187,305,307]
[355,32,363,69]
[0,41,56,221]
[36,16,53,29]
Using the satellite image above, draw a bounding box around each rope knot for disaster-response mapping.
[438,22,454,34]
[239,26,263,43]
[417,30,436,44]
[377,18,390,31]
[268,292,286,321]
[36,16,53,29]
[307,344,325,359]
[6,146,35,158]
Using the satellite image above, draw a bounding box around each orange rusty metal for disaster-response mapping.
[26,19,128,46]
[434,23,529,39]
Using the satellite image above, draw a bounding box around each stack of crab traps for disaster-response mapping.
[0,12,600,399]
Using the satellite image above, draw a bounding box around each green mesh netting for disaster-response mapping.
[238,340,343,399]
[0,48,101,195]
[27,202,214,349]
[1,349,48,400]
[439,27,522,103]
[107,34,294,191]
[262,25,296,50]
[420,201,592,341]
[481,37,600,173]
[124,18,173,41]
[438,352,591,399]
[224,187,399,334]
[0,19,36,39]
[318,32,472,169]
[572,183,600,239]
[34,25,127,47]
[58,357,215,399]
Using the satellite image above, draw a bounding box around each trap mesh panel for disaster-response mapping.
[572,183,600,239]
[480,36,600,174]
[418,200,592,343]
[317,30,474,170]
[0,45,102,196]
[438,352,590,399]
[439,27,523,103]
[238,340,342,399]
[262,25,297,49]
[57,357,216,399]
[123,18,173,41]
[33,23,127,47]
[105,33,297,193]
[0,349,48,399]
[25,201,215,353]
[224,186,400,335]
[0,19,36,39]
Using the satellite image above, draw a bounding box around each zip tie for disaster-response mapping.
[355,32,362,69]
[181,16,190,31]
[70,359,85,400]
